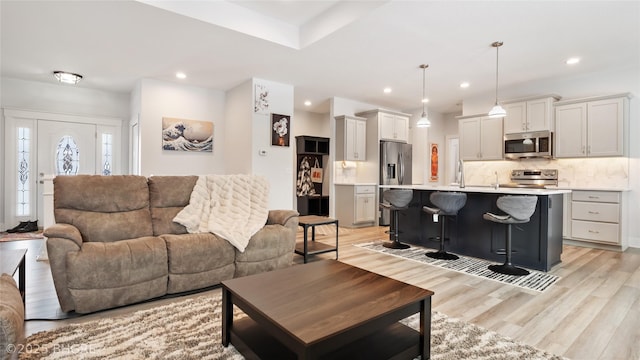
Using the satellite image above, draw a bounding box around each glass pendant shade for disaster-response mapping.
[488,103,506,118]
[416,112,431,128]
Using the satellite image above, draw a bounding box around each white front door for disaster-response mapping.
[3,109,122,230]
[36,120,97,224]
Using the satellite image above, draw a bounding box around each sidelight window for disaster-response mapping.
[16,127,30,216]
[101,133,112,176]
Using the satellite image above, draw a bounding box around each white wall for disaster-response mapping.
[224,80,253,174]
[1,77,130,119]
[250,78,295,210]
[138,79,226,176]
[293,110,330,138]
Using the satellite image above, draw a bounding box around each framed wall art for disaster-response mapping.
[162,117,213,152]
[430,143,439,182]
[271,113,290,147]
[254,83,270,114]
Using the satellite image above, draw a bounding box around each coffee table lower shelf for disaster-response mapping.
[230,316,420,360]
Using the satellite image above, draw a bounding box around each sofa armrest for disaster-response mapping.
[267,210,299,227]
[44,223,83,248]
[44,227,83,312]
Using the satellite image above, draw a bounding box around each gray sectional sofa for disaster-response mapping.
[44,175,299,314]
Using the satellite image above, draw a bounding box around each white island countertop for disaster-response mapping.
[379,184,571,196]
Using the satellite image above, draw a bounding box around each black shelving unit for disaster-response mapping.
[295,136,330,216]
[296,136,329,155]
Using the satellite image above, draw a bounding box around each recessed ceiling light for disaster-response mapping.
[383,87,392,94]
[421,98,429,103]
[565,57,580,65]
[176,72,187,79]
[460,82,470,88]
[304,100,312,106]
[53,71,83,85]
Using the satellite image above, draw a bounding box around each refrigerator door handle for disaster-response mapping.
[398,152,404,184]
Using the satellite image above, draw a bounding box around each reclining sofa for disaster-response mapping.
[44,175,299,314]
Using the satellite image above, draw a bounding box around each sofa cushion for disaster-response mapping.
[234,224,296,277]
[66,236,168,289]
[0,274,24,359]
[162,233,235,293]
[148,176,198,236]
[53,175,153,242]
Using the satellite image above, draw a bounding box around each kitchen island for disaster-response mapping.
[380,185,571,271]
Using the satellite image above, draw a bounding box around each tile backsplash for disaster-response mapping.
[463,157,629,189]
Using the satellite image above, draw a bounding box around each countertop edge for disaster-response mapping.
[379,184,571,195]
[334,183,377,186]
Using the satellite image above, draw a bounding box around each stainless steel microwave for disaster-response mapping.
[504,130,553,159]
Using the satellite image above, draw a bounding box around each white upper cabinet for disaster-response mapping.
[555,103,587,157]
[335,115,367,161]
[555,94,629,158]
[503,96,558,134]
[379,112,409,143]
[459,115,503,161]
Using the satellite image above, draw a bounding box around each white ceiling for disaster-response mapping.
[1,1,639,114]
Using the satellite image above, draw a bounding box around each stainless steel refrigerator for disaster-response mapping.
[379,141,412,225]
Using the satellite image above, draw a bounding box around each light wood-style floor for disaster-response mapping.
[2,226,639,360]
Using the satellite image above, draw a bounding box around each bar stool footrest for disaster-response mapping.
[488,263,530,276]
[426,251,459,260]
[383,241,410,250]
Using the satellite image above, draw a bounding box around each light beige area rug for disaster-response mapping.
[18,291,566,360]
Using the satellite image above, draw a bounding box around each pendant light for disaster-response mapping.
[416,64,431,128]
[488,41,506,118]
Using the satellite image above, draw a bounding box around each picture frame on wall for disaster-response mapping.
[271,113,290,147]
[430,143,439,182]
[254,83,270,114]
[162,117,213,152]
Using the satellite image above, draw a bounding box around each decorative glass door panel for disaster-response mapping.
[37,120,97,224]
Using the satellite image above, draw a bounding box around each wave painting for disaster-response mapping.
[162,117,213,152]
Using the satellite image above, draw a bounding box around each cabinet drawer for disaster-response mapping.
[571,220,619,244]
[355,185,376,194]
[571,202,619,223]
[571,191,620,203]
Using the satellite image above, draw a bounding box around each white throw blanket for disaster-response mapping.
[173,174,269,252]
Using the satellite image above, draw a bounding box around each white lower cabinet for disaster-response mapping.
[335,185,376,227]
[564,190,626,250]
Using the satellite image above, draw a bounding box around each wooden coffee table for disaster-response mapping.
[222,260,434,359]
[0,248,27,307]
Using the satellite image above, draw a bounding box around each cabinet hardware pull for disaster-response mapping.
[588,196,599,199]
[588,211,600,214]
[588,230,599,234]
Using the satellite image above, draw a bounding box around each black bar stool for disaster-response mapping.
[379,189,413,249]
[423,192,467,260]
[483,195,538,276]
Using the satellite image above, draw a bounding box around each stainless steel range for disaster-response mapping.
[501,169,558,188]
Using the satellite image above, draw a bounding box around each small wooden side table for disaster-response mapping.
[0,248,27,307]
[295,215,338,263]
